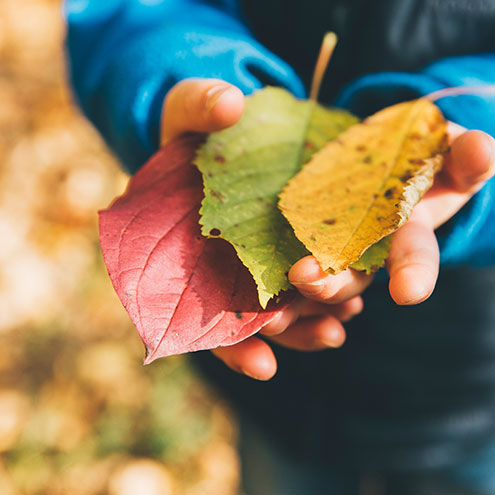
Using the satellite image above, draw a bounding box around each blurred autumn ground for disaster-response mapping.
[0,1,240,493]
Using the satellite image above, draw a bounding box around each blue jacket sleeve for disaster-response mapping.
[335,55,495,267]
[64,0,305,173]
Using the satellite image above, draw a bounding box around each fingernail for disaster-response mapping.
[206,85,232,112]
[291,281,324,296]
[316,330,344,348]
[240,367,265,381]
[260,312,284,336]
[316,339,341,348]
[403,293,429,305]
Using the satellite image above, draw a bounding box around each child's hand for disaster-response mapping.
[161,78,364,379]
[385,124,494,304]
[287,124,495,323]
[161,79,495,380]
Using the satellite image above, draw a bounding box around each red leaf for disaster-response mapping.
[99,135,292,363]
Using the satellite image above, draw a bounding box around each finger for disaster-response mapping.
[259,299,303,337]
[300,296,364,322]
[443,130,495,192]
[327,296,364,322]
[387,205,439,305]
[267,314,346,351]
[211,336,277,380]
[261,294,364,339]
[423,130,495,228]
[289,256,373,304]
[161,78,244,144]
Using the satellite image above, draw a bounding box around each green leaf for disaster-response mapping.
[195,87,358,307]
[350,235,392,274]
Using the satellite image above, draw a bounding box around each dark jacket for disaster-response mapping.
[242,0,495,104]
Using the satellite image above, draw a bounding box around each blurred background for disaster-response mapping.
[0,1,240,493]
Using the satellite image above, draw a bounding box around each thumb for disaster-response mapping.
[443,129,495,194]
[421,129,495,228]
[161,78,244,145]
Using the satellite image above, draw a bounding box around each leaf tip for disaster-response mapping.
[143,346,156,365]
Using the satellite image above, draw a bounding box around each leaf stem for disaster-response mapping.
[310,32,338,102]
[425,85,495,102]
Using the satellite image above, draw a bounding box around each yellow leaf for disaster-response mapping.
[279,99,448,274]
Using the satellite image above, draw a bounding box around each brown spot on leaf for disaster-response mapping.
[210,190,225,202]
[363,155,372,164]
[384,187,397,199]
[401,171,414,182]
[408,158,425,165]
[436,136,450,153]
[304,141,315,151]
[215,155,226,163]
[323,218,336,225]
[409,132,422,140]
[356,145,367,152]
[209,228,221,236]
[235,311,242,320]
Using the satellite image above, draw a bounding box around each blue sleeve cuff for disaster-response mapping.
[334,55,495,267]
